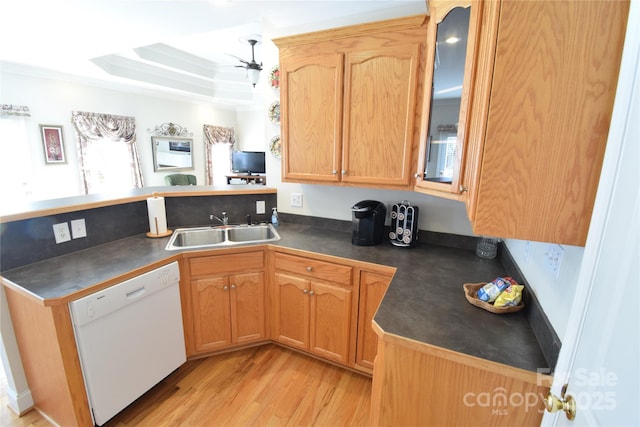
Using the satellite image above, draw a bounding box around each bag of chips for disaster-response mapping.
[476,277,517,303]
[494,284,524,307]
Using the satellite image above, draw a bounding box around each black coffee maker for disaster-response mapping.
[351,200,387,246]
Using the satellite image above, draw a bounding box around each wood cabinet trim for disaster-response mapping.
[273,14,427,48]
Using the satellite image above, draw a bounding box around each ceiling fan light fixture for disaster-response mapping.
[247,68,260,87]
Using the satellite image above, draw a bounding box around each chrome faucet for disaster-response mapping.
[210,211,229,225]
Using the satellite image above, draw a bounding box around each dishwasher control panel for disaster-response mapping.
[69,261,180,328]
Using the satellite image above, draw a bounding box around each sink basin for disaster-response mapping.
[165,224,280,250]
[227,225,277,242]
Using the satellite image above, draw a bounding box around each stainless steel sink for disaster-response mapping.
[165,224,280,250]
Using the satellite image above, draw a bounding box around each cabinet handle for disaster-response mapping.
[223,285,228,291]
[303,289,308,294]
[309,290,315,296]
[306,266,312,272]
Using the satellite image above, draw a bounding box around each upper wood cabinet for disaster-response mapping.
[275,16,427,189]
[463,0,629,245]
[415,0,478,199]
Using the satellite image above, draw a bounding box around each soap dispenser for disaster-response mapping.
[271,207,279,227]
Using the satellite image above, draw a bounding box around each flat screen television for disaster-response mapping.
[231,151,265,175]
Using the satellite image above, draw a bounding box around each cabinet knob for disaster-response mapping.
[414,173,421,178]
[309,290,315,296]
[306,266,312,272]
[341,170,346,175]
[459,185,468,193]
[231,285,236,289]
[223,286,228,291]
[332,170,337,175]
[303,289,308,294]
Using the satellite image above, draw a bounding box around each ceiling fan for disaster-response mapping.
[229,37,263,87]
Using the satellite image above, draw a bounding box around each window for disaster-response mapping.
[0,110,33,203]
[72,111,142,194]
[83,137,138,193]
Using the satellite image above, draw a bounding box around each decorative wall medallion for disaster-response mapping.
[269,135,281,158]
[268,101,280,124]
[269,65,280,90]
[147,122,193,137]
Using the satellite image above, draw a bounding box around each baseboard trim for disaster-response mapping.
[6,385,34,416]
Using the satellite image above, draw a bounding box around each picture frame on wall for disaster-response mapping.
[40,125,66,164]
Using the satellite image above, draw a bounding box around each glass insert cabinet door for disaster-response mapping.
[416,1,475,196]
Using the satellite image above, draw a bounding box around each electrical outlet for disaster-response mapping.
[256,200,266,214]
[544,243,565,278]
[53,222,71,244]
[290,193,303,207]
[71,218,87,239]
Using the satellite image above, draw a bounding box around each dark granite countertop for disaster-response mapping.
[1,222,548,374]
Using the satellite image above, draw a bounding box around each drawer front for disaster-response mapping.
[189,251,264,277]
[274,252,352,286]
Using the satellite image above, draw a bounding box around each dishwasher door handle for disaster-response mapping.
[126,287,146,299]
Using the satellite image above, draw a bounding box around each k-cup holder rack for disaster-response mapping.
[389,200,419,247]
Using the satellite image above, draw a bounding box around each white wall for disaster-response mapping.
[0,65,237,196]
[235,107,265,152]
[504,239,583,339]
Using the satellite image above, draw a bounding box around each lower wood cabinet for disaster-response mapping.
[370,328,553,426]
[355,270,391,371]
[184,251,266,356]
[272,252,354,365]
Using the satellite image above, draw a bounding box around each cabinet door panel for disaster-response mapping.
[468,0,628,245]
[356,271,391,370]
[281,54,343,182]
[342,47,419,185]
[273,272,310,350]
[230,272,265,345]
[191,277,231,352]
[309,281,352,364]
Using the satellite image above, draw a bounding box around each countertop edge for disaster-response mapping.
[373,320,553,387]
[0,185,276,223]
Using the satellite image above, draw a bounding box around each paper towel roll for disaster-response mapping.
[147,196,168,235]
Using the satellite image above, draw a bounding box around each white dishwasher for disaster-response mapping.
[70,261,186,426]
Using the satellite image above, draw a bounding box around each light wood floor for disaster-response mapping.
[2,344,372,427]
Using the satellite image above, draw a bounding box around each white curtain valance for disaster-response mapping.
[203,124,236,145]
[1,104,31,117]
[71,111,136,143]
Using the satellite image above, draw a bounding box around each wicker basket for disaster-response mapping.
[463,282,524,314]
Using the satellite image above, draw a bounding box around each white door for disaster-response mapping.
[542,4,639,426]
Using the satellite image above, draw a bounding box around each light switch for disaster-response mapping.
[53,222,71,244]
[71,219,87,239]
